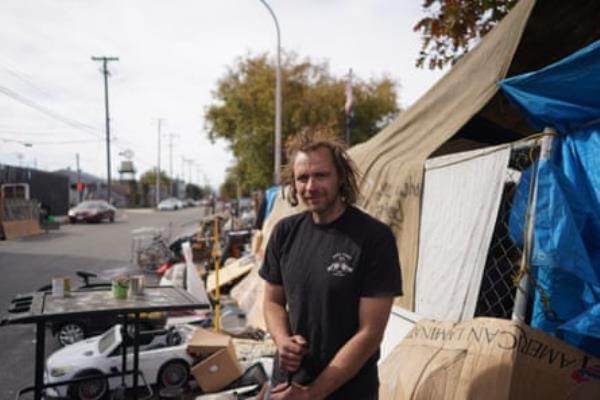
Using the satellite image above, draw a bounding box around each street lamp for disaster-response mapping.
[259,0,282,185]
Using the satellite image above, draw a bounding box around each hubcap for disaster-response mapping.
[162,363,187,387]
[78,378,106,400]
[59,324,85,346]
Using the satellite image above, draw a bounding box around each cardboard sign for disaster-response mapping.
[379,318,600,399]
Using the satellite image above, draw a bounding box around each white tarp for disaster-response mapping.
[182,241,210,304]
[415,146,510,321]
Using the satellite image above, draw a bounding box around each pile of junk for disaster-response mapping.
[98,211,273,399]
[21,206,276,400]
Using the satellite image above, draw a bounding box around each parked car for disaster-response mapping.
[157,198,184,211]
[50,311,167,347]
[183,198,196,208]
[68,200,116,223]
[45,324,196,400]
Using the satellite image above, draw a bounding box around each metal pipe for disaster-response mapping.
[512,127,556,322]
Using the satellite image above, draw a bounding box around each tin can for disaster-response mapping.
[52,277,70,297]
[129,275,145,296]
[63,277,71,296]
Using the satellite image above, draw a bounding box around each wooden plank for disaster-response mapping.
[2,219,42,240]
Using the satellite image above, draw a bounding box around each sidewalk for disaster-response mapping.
[121,208,155,214]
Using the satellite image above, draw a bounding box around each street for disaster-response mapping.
[0,207,207,400]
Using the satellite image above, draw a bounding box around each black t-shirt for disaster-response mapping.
[259,206,403,399]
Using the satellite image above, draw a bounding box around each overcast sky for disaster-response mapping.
[0,0,445,188]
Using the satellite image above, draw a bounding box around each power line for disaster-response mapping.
[0,85,104,139]
[0,136,101,146]
[0,129,86,136]
[0,62,56,100]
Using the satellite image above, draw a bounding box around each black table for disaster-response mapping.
[2,286,210,400]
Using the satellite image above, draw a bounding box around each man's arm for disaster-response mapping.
[264,281,307,373]
[308,296,393,398]
[271,295,394,400]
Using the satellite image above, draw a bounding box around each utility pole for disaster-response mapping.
[166,132,178,195]
[181,156,186,187]
[155,118,164,207]
[180,157,184,181]
[91,56,119,204]
[76,153,82,203]
[182,158,193,185]
[181,157,191,198]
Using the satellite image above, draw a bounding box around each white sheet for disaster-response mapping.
[415,146,510,321]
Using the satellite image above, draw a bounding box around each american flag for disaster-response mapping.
[344,68,353,115]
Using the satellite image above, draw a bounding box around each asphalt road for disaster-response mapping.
[0,206,208,400]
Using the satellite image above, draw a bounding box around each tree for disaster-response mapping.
[139,168,170,188]
[414,0,518,69]
[185,183,211,200]
[205,52,400,193]
[219,169,240,200]
[139,168,171,206]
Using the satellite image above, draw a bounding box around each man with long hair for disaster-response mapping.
[259,127,402,399]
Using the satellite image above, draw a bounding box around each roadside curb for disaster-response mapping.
[123,208,155,214]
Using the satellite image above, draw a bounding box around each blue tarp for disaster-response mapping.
[264,185,279,217]
[500,39,600,133]
[502,40,600,356]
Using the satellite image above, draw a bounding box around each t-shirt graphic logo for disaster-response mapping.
[326,252,354,276]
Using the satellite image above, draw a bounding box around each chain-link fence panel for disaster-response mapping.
[2,198,40,221]
[131,227,173,271]
[475,144,539,320]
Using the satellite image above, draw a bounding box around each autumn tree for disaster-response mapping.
[205,52,399,195]
[414,0,518,69]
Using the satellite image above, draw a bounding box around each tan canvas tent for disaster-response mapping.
[349,0,600,310]
[235,0,600,323]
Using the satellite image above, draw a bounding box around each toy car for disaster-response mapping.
[45,323,196,399]
[49,311,167,347]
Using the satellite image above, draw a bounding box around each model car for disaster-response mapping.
[158,198,184,211]
[50,311,167,347]
[68,200,116,223]
[45,323,196,400]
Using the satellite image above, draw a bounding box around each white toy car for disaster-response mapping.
[45,324,196,400]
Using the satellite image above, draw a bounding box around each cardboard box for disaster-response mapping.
[379,318,600,400]
[188,328,243,393]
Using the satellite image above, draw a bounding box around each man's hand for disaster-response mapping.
[278,335,308,373]
[253,381,311,400]
[270,382,311,400]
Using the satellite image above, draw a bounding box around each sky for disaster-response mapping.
[0,0,445,189]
